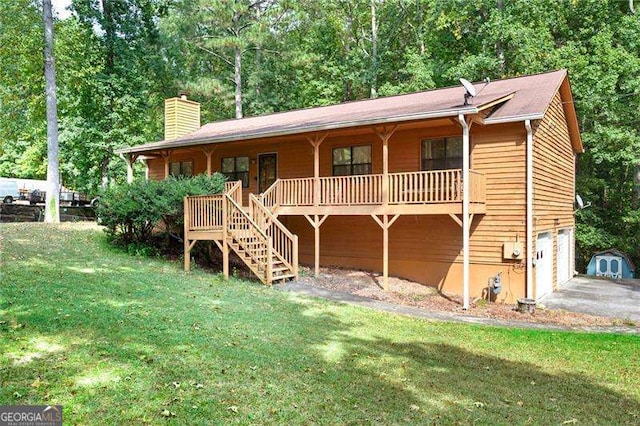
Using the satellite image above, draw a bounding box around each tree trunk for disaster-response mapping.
[234,45,243,119]
[101,153,110,189]
[370,0,378,99]
[43,0,60,223]
[102,0,115,185]
[496,0,505,74]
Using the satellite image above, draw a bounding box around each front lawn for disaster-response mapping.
[1,223,638,424]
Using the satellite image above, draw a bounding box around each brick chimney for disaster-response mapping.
[164,93,200,140]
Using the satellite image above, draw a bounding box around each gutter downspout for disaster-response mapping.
[525,119,534,299]
[458,113,470,310]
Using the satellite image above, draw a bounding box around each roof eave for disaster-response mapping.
[115,106,479,155]
[481,113,545,125]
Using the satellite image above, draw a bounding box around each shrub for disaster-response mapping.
[97,174,226,246]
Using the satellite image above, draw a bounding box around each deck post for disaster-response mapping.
[314,215,320,277]
[222,194,229,279]
[371,214,400,290]
[383,215,389,289]
[293,235,299,279]
[184,196,190,271]
[305,214,328,278]
[458,114,471,310]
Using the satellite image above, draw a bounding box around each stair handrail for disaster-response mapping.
[249,193,294,238]
[225,180,243,206]
[249,193,298,278]
[225,193,269,241]
[260,179,280,210]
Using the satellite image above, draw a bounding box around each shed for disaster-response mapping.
[587,249,635,279]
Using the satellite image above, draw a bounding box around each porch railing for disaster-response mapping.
[263,169,485,208]
[185,194,224,231]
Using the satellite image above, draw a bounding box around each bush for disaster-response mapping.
[97,174,226,246]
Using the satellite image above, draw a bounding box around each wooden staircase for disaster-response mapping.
[184,180,298,285]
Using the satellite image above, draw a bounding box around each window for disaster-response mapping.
[332,145,372,176]
[169,161,193,177]
[421,137,463,171]
[221,156,249,188]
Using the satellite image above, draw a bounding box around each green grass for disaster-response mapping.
[1,223,639,424]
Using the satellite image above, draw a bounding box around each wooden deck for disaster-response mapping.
[184,169,485,286]
[260,169,486,216]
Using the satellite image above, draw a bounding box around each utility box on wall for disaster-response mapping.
[503,242,524,260]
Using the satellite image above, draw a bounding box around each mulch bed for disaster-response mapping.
[296,265,637,328]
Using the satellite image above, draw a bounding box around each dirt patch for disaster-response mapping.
[296,266,636,328]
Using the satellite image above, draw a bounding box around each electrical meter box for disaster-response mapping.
[503,242,524,260]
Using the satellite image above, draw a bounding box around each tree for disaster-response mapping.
[0,0,46,179]
[168,0,272,119]
[43,0,60,223]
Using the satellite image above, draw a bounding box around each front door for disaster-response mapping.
[258,153,277,193]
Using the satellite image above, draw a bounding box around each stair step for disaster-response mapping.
[271,273,295,281]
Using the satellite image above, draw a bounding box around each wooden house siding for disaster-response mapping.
[146,121,531,300]
[532,92,576,293]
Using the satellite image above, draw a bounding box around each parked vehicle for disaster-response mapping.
[0,179,20,204]
[29,189,45,205]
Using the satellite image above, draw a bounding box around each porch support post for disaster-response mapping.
[305,214,328,277]
[371,214,400,290]
[458,113,471,310]
[119,153,138,183]
[142,159,149,181]
[161,150,171,179]
[203,147,216,176]
[127,158,134,183]
[373,125,398,205]
[307,133,328,207]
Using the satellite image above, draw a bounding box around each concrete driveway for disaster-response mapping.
[542,276,640,322]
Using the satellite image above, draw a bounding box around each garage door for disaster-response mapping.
[536,232,553,299]
[557,229,572,285]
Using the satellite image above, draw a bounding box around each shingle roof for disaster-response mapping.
[117,69,581,154]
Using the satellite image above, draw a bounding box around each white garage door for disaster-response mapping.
[557,229,572,285]
[536,232,554,299]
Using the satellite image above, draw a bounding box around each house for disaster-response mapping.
[586,249,635,279]
[116,69,583,308]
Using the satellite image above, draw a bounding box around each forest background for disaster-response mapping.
[1,0,638,269]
